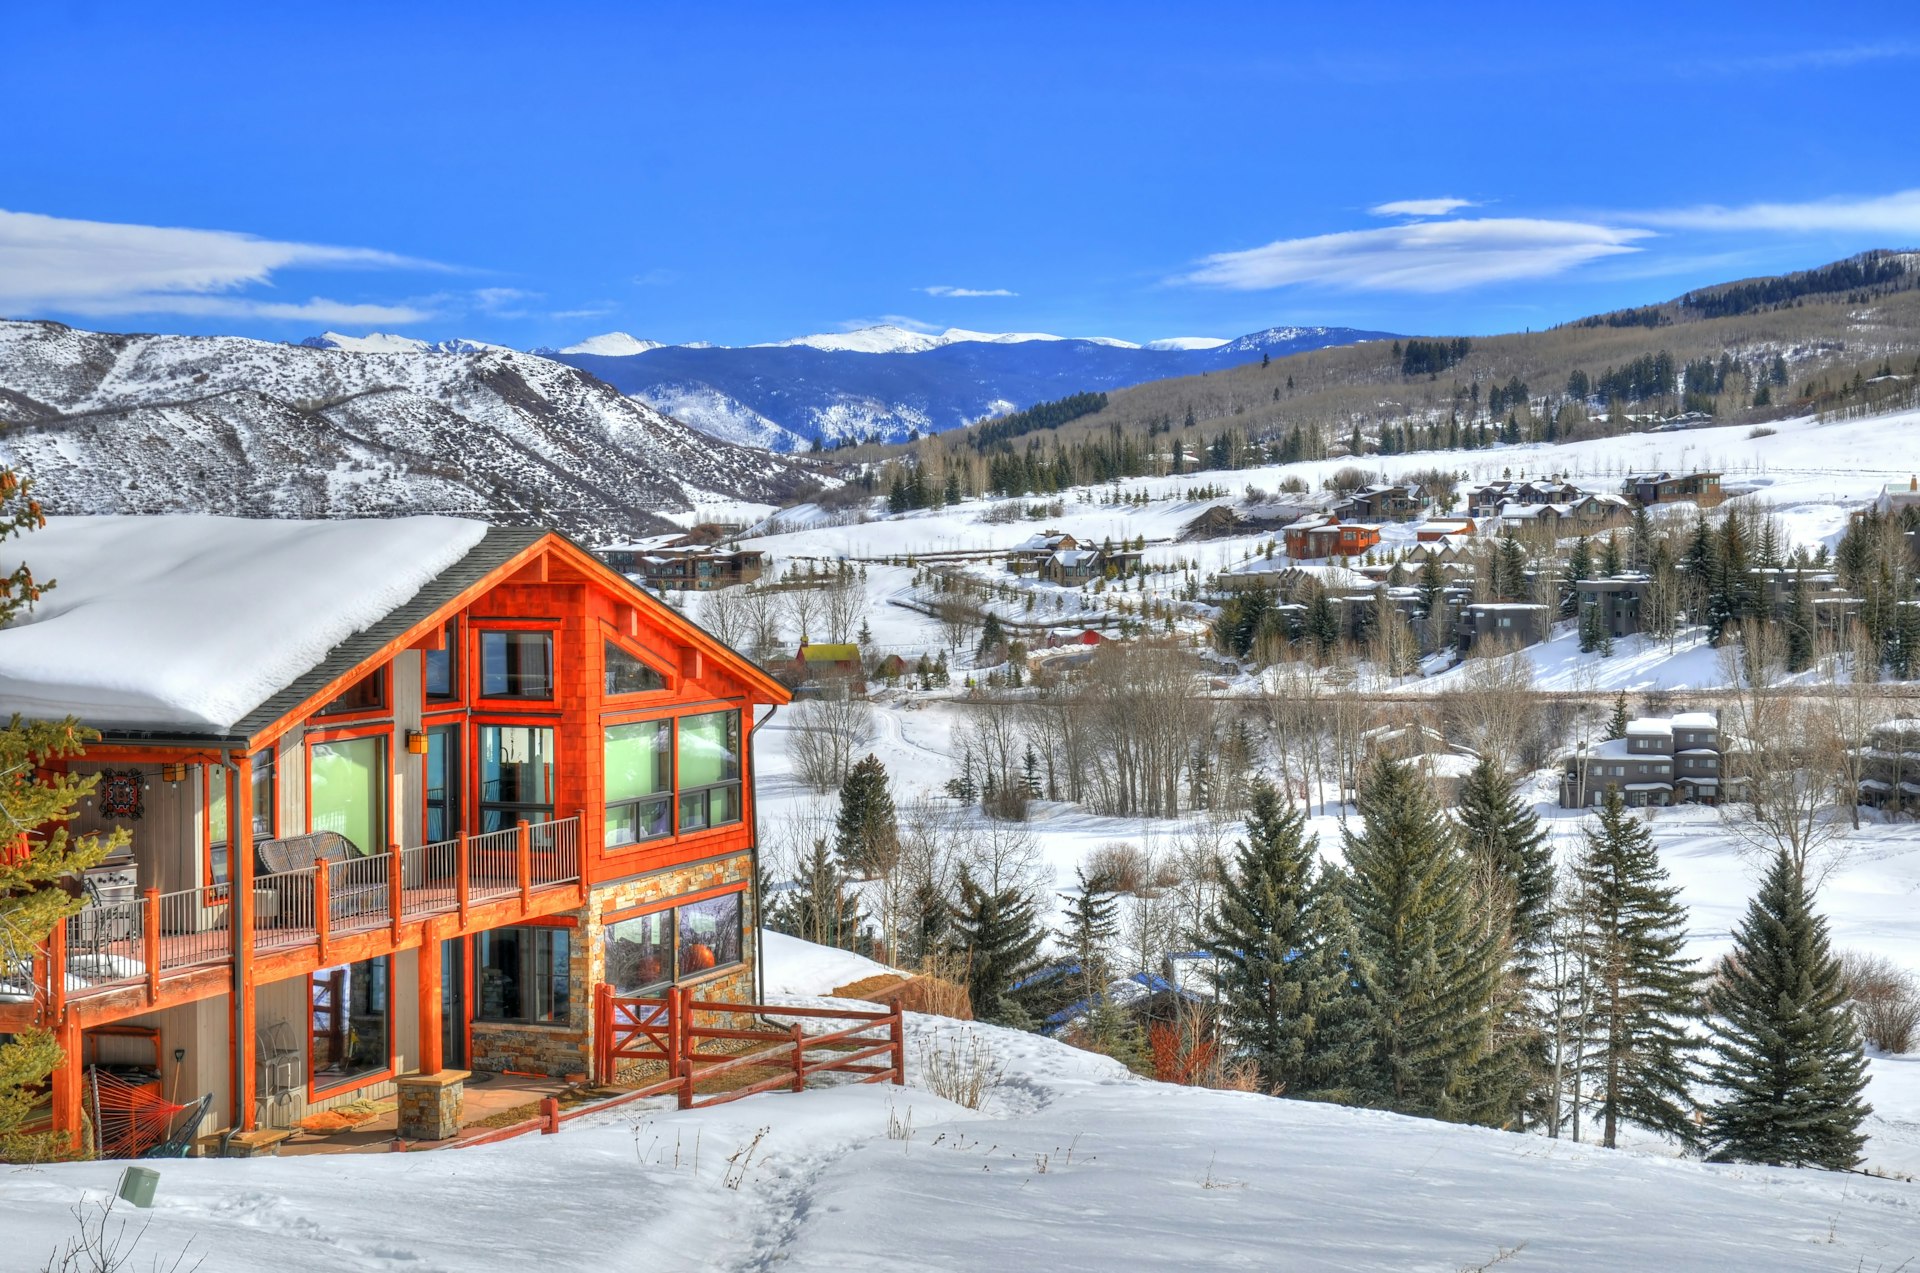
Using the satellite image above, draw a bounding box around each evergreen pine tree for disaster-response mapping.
[1629,504,1653,571]
[1601,532,1623,577]
[774,837,868,953]
[977,610,1006,659]
[1574,789,1703,1148]
[1605,691,1630,740]
[1704,850,1870,1168]
[1344,755,1514,1124]
[1785,571,1815,673]
[951,866,1047,1026]
[835,754,899,877]
[1455,756,1555,971]
[1194,780,1373,1099]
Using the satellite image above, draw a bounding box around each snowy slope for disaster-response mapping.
[0,319,815,542]
[553,332,664,356]
[7,936,1918,1271]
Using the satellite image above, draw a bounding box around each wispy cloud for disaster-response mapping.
[631,268,678,287]
[837,314,941,333]
[0,208,443,323]
[919,285,1017,298]
[1632,188,1920,237]
[1686,41,1920,75]
[1369,197,1478,218]
[1177,218,1651,293]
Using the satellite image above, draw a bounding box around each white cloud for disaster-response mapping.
[919,285,1018,298]
[1177,218,1652,293]
[1369,197,1478,218]
[835,314,941,333]
[1633,188,1920,236]
[0,208,441,322]
[1688,42,1919,75]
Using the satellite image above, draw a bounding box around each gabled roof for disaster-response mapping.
[799,643,861,663]
[0,515,790,746]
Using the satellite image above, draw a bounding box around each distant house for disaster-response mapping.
[1361,722,1480,804]
[1417,517,1476,542]
[1045,548,1106,584]
[1854,718,1920,812]
[1283,514,1382,560]
[871,653,911,680]
[1623,471,1724,508]
[1467,478,1585,520]
[1576,575,1651,638]
[1875,477,1920,519]
[1560,711,1727,808]
[599,536,766,591]
[794,641,865,689]
[1009,531,1079,573]
[1333,483,1426,522]
[1045,628,1106,648]
[1456,602,1550,652]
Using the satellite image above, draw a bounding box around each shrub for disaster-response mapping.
[1840,951,1920,1052]
[1747,425,1777,439]
[1327,466,1374,494]
[916,1027,1004,1109]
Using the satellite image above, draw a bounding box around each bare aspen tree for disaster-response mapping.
[744,585,786,659]
[696,585,752,651]
[1718,619,1848,884]
[1450,643,1542,769]
[822,572,864,645]
[787,686,872,792]
[784,585,826,646]
[1816,624,1883,831]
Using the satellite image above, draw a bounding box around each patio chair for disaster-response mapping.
[143,1093,213,1158]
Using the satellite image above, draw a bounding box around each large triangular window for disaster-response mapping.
[605,640,667,696]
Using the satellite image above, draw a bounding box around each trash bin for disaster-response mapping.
[117,1165,159,1208]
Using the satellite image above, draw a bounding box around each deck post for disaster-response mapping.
[231,751,258,1132]
[45,916,67,1025]
[574,809,588,905]
[790,1022,806,1093]
[455,831,470,927]
[388,843,404,942]
[889,1006,905,1085]
[142,888,161,1004]
[314,857,331,964]
[674,986,693,1110]
[50,1014,84,1155]
[419,929,444,1076]
[592,983,612,1083]
[516,818,532,911]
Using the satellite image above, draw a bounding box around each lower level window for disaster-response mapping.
[310,956,390,1092]
[475,926,572,1025]
[604,891,744,992]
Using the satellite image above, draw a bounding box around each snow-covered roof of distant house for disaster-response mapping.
[1671,711,1718,730]
[601,533,688,553]
[1626,718,1673,736]
[1052,549,1101,568]
[1499,503,1557,519]
[1283,564,1374,591]
[1467,602,1546,612]
[0,515,502,735]
[1284,513,1336,531]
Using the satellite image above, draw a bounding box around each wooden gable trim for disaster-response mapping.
[540,536,791,705]
[244,536,554,752]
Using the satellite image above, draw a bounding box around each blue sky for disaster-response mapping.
[3,3,1918,347]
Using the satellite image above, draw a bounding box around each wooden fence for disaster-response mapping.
[593,984,904,1109]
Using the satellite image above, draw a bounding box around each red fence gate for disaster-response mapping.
[593,984,905,1109]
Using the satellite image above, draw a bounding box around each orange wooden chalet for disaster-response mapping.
[0,515,788,1152]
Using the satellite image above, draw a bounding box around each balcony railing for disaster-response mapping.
[37,817,582,1003]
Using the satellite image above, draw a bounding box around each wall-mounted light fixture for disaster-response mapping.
[160,763,187,784]
[405,730,430,756]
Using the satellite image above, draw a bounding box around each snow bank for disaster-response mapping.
[0,515,488,731]
[761,929,895,996]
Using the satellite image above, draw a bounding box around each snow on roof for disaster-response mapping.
[1626,718,1673,735]
[0,515,490,733]
[1670,711,1718,729]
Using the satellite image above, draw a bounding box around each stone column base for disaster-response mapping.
[397,1070,469,1141]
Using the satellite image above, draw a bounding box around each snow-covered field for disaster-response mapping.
[10,931,1920,1272]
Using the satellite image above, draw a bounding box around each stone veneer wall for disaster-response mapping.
[468,849,756,1077]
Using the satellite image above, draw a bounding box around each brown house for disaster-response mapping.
[1623,471,1724,508]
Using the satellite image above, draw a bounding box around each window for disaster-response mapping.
[425,725,460,842]
[310,956,390,1093]
[208,751,276,885]
[318,670,386,716]
[474,926,571,1025]
[480,631,554,699]
[478,725,554,832]
[605,909,674,993]
[604,891,743,992]
[677,893,743,975]
[677,711,741,831]
[424,621,458,700]
[605,641,666,696]
[310,735,385,855]
[605,721,671,847]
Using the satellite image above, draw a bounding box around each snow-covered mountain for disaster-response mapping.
[547,331,665,357]
[301,331,515,356]
[554,323,1393,450]
[0,319,815,542]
